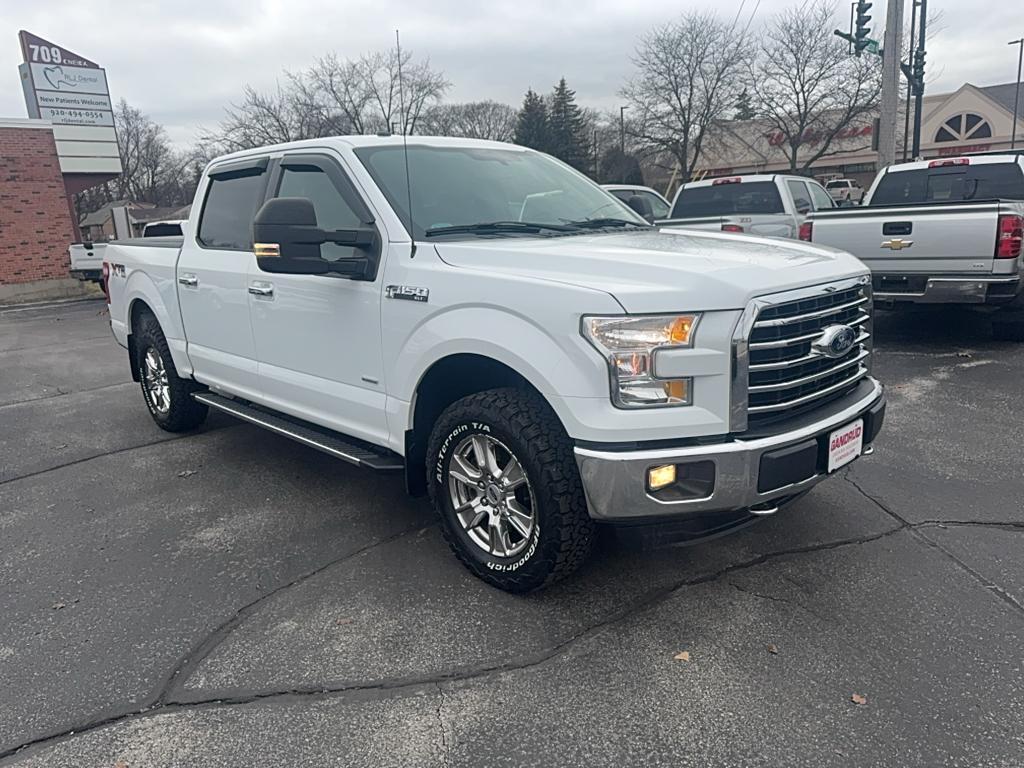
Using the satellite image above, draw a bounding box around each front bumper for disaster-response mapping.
[574,378,885,521]
[873,275,1020,305]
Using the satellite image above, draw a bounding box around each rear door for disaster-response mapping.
[176,156,270,399]
[248,151,389,445]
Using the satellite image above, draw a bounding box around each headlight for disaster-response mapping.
[582,314,700,408]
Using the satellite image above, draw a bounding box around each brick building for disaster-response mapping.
[0,119,77,298]
[0,118,116,303]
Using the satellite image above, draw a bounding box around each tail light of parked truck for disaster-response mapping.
[799,221,813,241]
[996,214,1023,259]
[101,261,111,303]
[721,223,744,233]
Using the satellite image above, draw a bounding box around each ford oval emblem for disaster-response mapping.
[812,324,857,359]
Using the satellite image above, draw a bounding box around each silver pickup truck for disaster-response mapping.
[805,153,1024,340]
[657,174,835,238]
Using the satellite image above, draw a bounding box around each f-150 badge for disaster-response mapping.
[386,285,429,303]
[880,238,913,251]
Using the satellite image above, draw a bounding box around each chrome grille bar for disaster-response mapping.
[748,349,869,392]
[748,367,870,413]
[748,314,870,350]
[752,296,869,328]
[748,331,870,371]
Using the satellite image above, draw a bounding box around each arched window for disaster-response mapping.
[935,113,993,143]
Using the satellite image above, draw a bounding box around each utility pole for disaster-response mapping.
[619,106,628,154]
[877,0,904,168]
[910,0,927,158]
[901,0,919,161]
[1010,38,1024,150]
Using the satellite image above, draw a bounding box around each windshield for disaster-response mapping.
[871,162,1024,205]
[670,181,784,218]
[354,144,646,239]
[825,181,848,189]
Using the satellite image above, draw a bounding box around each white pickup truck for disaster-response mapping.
[657,174,836,238]
[805,153,1024,340]
[103,136,886,592]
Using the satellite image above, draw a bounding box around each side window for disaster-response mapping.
[276,162,368,262]
[808,183,835,210]
[642,191,671,219]
[198,169,267,250]
[786,180,812,214]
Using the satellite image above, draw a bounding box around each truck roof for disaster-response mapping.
[206,135,526,168]
[885,154,1024,173]
[682,174,809,188]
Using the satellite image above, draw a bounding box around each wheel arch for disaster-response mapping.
[404,353,553,497]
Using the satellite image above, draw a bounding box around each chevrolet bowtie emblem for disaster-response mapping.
[880,238,913,251]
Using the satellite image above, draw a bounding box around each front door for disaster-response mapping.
[248,152,389,446]
[177,157,270,400]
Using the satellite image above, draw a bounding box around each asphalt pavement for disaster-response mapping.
[0,298,1021,767]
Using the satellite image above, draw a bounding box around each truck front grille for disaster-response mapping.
[746,281,872,427]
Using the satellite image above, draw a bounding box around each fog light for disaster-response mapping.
[647,464,677,491]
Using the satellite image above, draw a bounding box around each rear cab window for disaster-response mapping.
[871,161,1024,205]
[671,180,784,218]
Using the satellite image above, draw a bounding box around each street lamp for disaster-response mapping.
[1010,38,1024,150]
[619,105,628,154]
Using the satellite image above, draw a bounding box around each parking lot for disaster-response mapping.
[0,296,1021,767]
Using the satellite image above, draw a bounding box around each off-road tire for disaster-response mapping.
[133,310,208,432]
[426,388,594,592]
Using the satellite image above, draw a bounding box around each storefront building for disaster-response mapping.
[697,81,1024,189]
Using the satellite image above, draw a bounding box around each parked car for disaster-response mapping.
[658,174,835,238]
[103,136,885,592]
[142,220,187,237]
[825,178,865,206]
[68,241,107,284]
[602,184,671,221]
[805,153,1024,340]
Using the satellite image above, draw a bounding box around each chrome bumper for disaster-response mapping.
[874,276,1020,304]
[574,379,885,521]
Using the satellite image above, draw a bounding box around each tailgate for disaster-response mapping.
[812,203,1002,275]
[68,243,106,272]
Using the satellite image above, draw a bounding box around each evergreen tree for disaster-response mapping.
[733,88,757,121]
[514,89,550,151]
[547,78,590,171]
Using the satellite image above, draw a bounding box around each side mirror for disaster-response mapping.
[625,194,655,223]
[252,197,375,277]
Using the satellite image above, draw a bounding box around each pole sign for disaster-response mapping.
[17,31,121,175]
[19,31,115,127]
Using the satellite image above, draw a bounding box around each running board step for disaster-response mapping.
[193,392,404,471]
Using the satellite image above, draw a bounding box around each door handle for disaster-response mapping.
[178,273,198,287]
[248,281,274,297]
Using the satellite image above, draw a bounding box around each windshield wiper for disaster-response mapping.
[564,217,649,229]
[425,221,575,237]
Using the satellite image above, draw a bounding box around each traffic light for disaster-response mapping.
[912,48,926,81]
[854,0,873,57]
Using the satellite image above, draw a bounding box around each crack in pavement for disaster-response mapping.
[0,381,133,412]
[843,474,1024,618]
[0,523,906,765]
[728,581,836,626]
[435,683,452,768]
[0,422,239,487]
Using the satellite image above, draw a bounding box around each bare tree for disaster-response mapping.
[420,101,517,141]
[205,45,449,152]
[622,11,750,182]
[751,0,881,171]
[75,100,195,218]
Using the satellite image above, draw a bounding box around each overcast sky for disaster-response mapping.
[2,0,1019,147]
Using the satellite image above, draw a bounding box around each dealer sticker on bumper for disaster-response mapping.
[827,418,864,473]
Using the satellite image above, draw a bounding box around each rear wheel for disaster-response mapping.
[426,388,594,592]
[993,293,1024,341]
[133,311,208,432]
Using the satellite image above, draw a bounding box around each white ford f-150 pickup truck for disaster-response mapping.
[104,136,885,592]
[806,153,1024,339]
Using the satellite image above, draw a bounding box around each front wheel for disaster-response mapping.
[426,388,594,592]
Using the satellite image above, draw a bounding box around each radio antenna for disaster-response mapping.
[395,29,417,258]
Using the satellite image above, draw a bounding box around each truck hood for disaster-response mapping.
[433,228,866,313]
